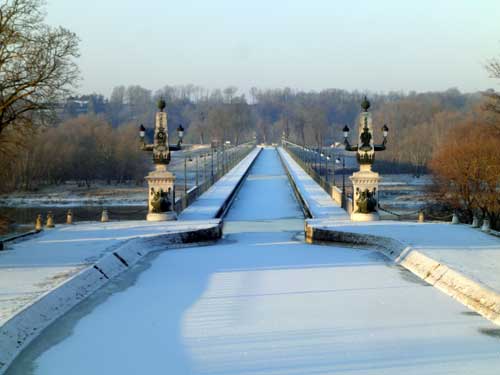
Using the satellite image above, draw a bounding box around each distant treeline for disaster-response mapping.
[63,85,483,175]
[0,85,491,193]
[0,117,147,192]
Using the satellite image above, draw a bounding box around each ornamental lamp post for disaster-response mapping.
[139,98,186,221]
[382,124,389,141]
[195,155,199,186]
[210,148,214,183]
[320,152,325,177]
[335,156,346,194]
[177,124,184,147]
[343,125,350,141]
[342,97,389,221]
[326,155,331,182]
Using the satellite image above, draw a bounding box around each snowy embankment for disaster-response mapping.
[278,146,500,325]
[179,147,262,220]
[0,186,147,208]
[0,220,222,374]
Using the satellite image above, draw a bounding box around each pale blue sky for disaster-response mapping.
[46,0,500,96]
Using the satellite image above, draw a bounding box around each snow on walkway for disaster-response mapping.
[278,146,500,295]
[179,147,261,220]
[277,147,349,220]
[8,148,500,375]
[0,220,219,327]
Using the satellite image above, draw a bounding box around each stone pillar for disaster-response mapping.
[142,100,178,222]
[350,167,381,221]
[145,164,177,221]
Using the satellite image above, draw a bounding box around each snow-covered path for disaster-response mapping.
[7,149,500,375]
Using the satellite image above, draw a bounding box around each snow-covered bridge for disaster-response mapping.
[4,148,500,375]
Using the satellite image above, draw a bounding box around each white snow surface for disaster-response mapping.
[311,219,500,294]
[7,148,500,375]
[278,147,349,220]
[179,147,262,220]
[0,219,219,327]
[0,195,147,208]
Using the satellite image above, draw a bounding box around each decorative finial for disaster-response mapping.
[157,97,166,112]
[361,96,370,112]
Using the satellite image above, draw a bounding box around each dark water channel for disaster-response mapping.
[0,206,148,233]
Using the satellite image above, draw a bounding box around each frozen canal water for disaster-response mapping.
[7,148,500,374]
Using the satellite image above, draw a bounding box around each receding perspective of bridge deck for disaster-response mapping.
[6,148,500,374]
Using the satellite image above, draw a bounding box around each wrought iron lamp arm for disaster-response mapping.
[373,136,388,151]
[141,143,154,152]
[169,144,182,151]
[344,138,358,152]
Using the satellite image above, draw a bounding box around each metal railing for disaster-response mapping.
[282,140,435,221]
[7,143,257,232]
[173,143,256,214]
[281,139,354,213]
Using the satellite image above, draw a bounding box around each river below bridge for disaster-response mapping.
[7,148,500,375]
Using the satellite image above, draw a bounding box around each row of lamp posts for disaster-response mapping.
[283,97,389,221]
[292,145,347,195]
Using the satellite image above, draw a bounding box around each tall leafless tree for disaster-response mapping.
[0,0,80,150]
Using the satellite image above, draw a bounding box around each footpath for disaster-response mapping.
[278,147,500,325]
[0,146,261,374]
[179,147,262,220]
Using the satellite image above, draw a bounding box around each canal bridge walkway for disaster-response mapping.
[3,149,500,375]
[1,147,500,374]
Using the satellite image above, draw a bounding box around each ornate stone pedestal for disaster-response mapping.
[350,165,381,222]
[343,97,387,222]
[145,165,177,221]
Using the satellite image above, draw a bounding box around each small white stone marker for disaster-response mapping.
[471,216,479,228]
[481,219,490,232]
[101,209,109,222]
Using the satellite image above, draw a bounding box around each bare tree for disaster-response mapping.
[0,0,80,146]
[484,56,500,117]
[429,120,500,229]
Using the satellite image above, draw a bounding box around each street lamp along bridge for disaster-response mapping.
[342,97,389,221]
[139,98,186,221]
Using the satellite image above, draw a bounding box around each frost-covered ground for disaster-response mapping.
[8,149,500,375]
[0,184,147,208]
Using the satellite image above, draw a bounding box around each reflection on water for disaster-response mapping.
[0,206,148,227]
[223,218,304,234]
